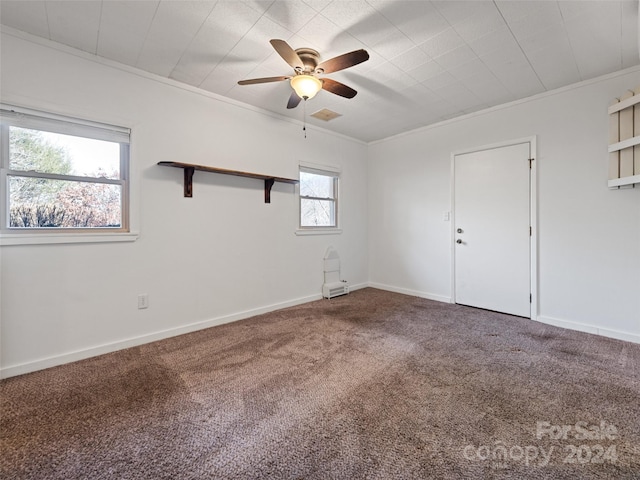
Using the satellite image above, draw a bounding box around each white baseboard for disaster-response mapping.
[347,282,368,292]
[536,315,640,345]
[5,286,636,378]
[366,282,640,345]
[367,282,452,304]
[0,292,323,379]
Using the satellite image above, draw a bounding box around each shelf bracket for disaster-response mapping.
[184,167,194,198]
[264,178,275,203]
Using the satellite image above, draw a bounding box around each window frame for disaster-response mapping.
[297,163,342,235]
[0,105,136,245]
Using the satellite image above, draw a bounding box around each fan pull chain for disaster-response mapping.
[303,99,307,139]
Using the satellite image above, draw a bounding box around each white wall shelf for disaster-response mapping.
[608,174,640,188]
[608,87,640,188]
[608,135,640,153]
[608,91,640,114]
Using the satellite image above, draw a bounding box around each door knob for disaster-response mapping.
[456,239,462,244]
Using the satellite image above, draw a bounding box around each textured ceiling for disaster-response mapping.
[1,0,638,142]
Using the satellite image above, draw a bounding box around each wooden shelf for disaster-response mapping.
[158,161,298,203]
[608,174,640,188]
[608,91,640,114]
[609,87,640,187]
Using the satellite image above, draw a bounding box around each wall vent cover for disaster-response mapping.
[323,283,349,299]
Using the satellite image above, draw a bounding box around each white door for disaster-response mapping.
[454,142,531,318]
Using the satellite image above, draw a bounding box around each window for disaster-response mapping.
[1,106,131,240]
[299,166,339,230]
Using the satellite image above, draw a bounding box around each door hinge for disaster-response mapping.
[528,158,534,168]
[530,294,532,303]
[529,226,532,236]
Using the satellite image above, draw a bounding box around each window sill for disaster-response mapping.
[0,231,139,246]
[295,228,342,236]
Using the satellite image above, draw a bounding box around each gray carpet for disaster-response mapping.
[1,288,639,479]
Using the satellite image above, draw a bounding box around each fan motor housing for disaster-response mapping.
[295,48,321,73]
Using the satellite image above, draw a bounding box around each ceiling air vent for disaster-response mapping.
[310,109,342,122]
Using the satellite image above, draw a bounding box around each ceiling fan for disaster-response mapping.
[238,39,369,109]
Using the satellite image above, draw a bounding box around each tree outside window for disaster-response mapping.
[299,168,338,228]
[1,108,129,232]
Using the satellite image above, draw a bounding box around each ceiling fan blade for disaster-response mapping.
[270,39,304,70]
[237,76,290,85]
[287,91,302,109]
[316,49,369,74]
[322,78,357,99]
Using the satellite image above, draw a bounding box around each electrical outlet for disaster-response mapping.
[138,294,149,309]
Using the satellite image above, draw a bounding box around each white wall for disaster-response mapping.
[0,32,369,377]
[2,30,639,379]
[368,67,640,343]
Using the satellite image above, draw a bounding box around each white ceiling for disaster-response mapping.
[1,0,638,142]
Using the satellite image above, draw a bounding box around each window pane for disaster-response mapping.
[9,127,121,179]
[301,198,335,227]
[300,171,334,198]
[8,176,122,228]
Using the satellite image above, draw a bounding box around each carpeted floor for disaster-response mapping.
[1,288,639,479]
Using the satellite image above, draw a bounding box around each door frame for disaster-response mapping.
[450,136,537,320]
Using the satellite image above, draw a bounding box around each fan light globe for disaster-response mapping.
[290,75,322,100]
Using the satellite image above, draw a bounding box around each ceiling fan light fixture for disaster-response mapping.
[290,75,322,100]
